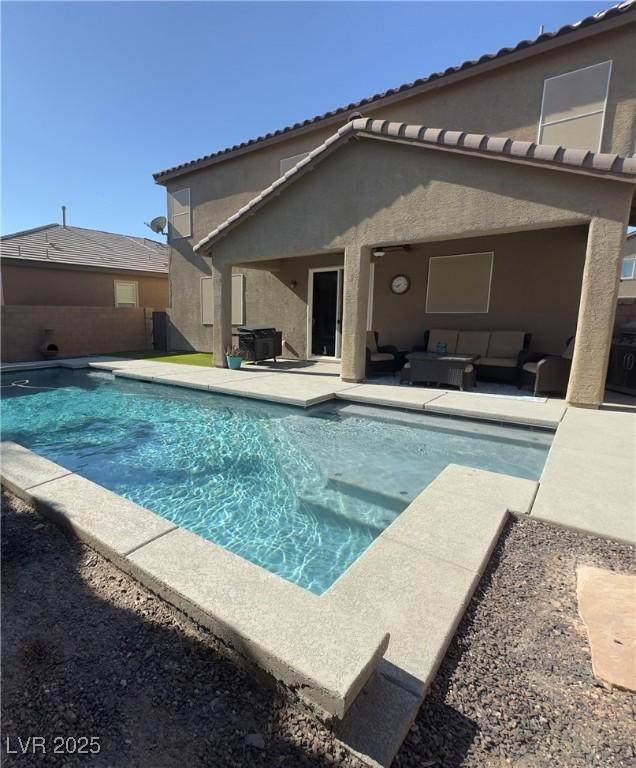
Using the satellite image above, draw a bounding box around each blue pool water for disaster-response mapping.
[1,368,552,593]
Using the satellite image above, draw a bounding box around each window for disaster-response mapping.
[169,187,191,239]
[200,274,245,325]
[114,280,138,307]
[280,152,309,176]
[621,259,636,280]
[538,61,612,152]
[425,252,494,314]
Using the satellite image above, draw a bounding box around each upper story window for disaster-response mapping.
[622,258,636,280]
[280,152,310,176]
[538,61,612,152]
[114,280,138,307]
[169,187,191,239]
[200,274,245,325]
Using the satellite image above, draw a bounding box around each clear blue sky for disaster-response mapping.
[1,1,612,239]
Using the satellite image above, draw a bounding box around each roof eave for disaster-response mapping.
[194,121,636,255]
[363,131,636,184]
[153,8,635,185]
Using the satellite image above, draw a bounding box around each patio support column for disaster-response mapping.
[341,244,372,382]
[567,213,629,408]
[212,260,232,368]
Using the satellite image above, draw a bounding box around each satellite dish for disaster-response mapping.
[146,216,167,235]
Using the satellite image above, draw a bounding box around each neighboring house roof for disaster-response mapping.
[194,118,636,253]
[154,1,636,183]
[0,224,168,273]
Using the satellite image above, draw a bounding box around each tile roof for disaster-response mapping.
[154,1,636,183]
[0,224,168,273]
[194,118,636,254]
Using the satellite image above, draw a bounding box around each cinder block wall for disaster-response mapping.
[1,306,154,362]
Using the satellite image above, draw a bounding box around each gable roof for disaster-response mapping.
[194,118,636,254]
[0,224,168,273]
[154,1,636,184]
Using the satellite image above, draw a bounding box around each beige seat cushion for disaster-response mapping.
[523,362,538,374]
[366,331,377,353]
[476,356,518,368]
[456,331,490,357]
[427,330,458,354]
[369,352,394,362]
[562,338,575,360]
[487,331,526,358]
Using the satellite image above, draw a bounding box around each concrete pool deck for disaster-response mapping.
[91,357,568,426]
[532,407,636,545]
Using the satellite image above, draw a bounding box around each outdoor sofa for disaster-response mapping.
[519,338,574,396]
[415,329,532,383]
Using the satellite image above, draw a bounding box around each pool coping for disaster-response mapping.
[0,357,569,428]
[0,436,539,767]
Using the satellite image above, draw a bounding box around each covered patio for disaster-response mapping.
[195,118,636,408]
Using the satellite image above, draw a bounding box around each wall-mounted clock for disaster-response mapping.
[390,274,410,295]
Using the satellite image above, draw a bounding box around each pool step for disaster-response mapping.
[325,476,408,514]
[296,496,387,536]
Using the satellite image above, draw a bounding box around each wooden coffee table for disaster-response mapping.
[400,352,479,390]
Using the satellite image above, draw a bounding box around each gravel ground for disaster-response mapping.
[397,516,636,768]
[2,489,635,768]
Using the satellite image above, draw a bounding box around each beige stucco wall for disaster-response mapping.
[210,140,630,263]
[194,228,585,360]
[1,305,153,363]
[174,138,631,360]
[1,262,169,309]
[371,227,587,355]
[164,22,636,351]
[169,254,343,355]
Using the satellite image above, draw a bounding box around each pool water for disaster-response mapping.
[1,368,552,594]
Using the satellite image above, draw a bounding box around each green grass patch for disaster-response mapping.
[117,351,213,367]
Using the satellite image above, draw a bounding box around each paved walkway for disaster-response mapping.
[532,407,636,545]
[78,358,569,427]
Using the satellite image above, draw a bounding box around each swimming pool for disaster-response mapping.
[1,368,551,593]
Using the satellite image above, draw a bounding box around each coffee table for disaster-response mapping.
[400,352,479,390]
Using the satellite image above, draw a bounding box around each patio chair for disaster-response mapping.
[519,337,574,396]
[365,331,401,377]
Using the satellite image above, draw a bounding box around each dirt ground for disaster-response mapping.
[2,489,635,767]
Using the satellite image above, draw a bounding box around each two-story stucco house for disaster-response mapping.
[153,2,636,408]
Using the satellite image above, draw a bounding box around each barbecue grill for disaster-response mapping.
[607,321,636,396]
[235,325,282,363]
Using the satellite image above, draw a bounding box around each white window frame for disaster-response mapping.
[537,60,612,152]
[114,280,139,308]
[280,152,310,176]
[366,262,375,331]
[200,274,245,326]
[425,252,494,314]
[621,258,636,281]
[169,187,192,240]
